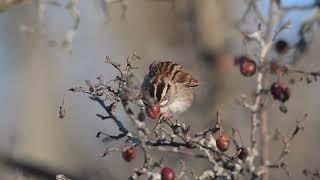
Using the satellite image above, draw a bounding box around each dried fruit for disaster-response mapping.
[161,167,175,180]
[275,39,289,54]
[122,146,136,162]
[146,104,161,119]
[237,56,257,77]
[216,134,230,152]
[270,82,290,103]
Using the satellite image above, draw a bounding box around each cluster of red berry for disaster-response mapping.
[122,146,175,180]
[235,40,291,105]
[237,55,290,103]
[141,39,292,178]
[215,132,248,161]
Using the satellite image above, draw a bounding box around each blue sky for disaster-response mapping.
[260,0,316,42]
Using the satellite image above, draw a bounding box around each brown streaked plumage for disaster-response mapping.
[142,61,199,118]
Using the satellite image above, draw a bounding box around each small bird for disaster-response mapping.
[141,61,199,119]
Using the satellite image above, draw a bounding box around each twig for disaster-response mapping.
[267,114,308,176]
[62,0,80,53]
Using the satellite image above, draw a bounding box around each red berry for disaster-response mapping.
[216,134,230,152]
[237,147,248,161]
[275,39,289,54]
[146,104,161,119]
[237,56,256,77]
[122,146,136,162]
[161,167,175,180]
[270,82,290,103]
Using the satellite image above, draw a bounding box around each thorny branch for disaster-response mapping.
[9,0,81,53]
[267,114,308,176]
[0,0,318,179]
[58,27,318,180]
[56,0,320,179]
[235,0,313,179]
[60,55,250,179]
[239,20,274,180]
[302,168,320,179]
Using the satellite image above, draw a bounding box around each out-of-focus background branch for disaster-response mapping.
[0,0,319,179]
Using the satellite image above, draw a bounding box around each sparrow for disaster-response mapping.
[141,61,199,119]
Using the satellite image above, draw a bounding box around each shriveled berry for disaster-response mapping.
[146,104,161,119]
[275,39,289,54]
[237,147,248,161]
[237,56,257,77]
[161,167,175,180]
[122,146,136,162]
[216,134,230,152]
[270,82,290,103]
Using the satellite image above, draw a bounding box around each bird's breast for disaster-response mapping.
[161,86,193,114]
